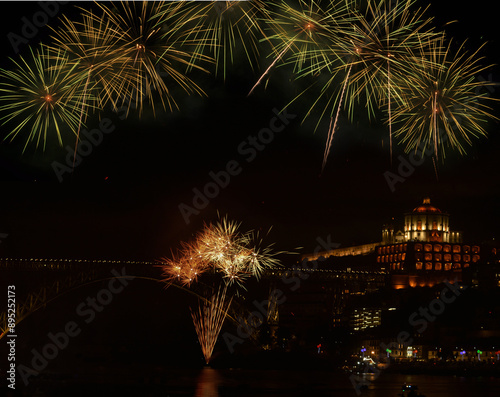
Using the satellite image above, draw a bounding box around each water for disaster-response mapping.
[16,366,500,396]
[192,368,500,397]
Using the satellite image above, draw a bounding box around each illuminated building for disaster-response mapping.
[383,197,462,244]
[377,241,479,288]
[301,197,479,289]
[377,198,474,288]
[350,307,381,331]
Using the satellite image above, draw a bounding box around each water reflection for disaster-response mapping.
[195,367,221,397]
[191,367,500,397]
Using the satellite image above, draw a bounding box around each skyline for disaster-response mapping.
[0,1,499,262]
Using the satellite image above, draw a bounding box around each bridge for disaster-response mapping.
[0,257,389,343]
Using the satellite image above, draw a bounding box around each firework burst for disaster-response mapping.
[158,242,209,287]
[0,45,87,152]
[93,1,209,116]
[390,36,498,158]
[335,0,439,164]
[264,0,355,75]
[195,217,281,288]
[48,9,129,113]
[171,0,271,79]
[272,0,439,168]
[159,217,282,289]
[248,0,355,96]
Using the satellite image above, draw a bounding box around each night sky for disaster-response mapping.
[0,1,499,262]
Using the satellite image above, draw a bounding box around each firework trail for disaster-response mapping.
[248,41,292,97]
[322,63,353,171]
[191,284,233,364]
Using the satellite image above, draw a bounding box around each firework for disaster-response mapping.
[336,0,438,163]
[48,10,129,113]
[264,0,355,74]
[191,284,232,364]
[170,0,271,79]
[390,35,498,158]
[91,1,209,116]
[48,10,132,162]
[159,217,282,290]
[0,45,87,152]
[241,229,282,280]
[195,217,281,288]
[272,0,439,168]
[158,242,210,287]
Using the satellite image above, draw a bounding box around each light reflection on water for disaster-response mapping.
[193,368,500,397]
[196,367,221,397]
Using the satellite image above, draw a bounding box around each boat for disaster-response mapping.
[401,384,426,397]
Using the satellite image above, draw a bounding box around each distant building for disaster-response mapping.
[383,197,462,244]
[377,241,479,288]
[301,197,479,289]
[378,198,474,288]
[350,307,382,331]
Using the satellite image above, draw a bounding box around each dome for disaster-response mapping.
[412,197,441,213]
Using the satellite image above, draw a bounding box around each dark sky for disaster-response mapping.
[0,1,499,262]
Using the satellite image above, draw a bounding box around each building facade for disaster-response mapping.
[301,197,478,289]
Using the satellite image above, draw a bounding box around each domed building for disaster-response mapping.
[403,197,462,243]
[301,197,478,289]
[377,198,475,288]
